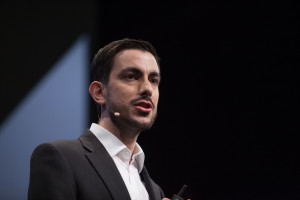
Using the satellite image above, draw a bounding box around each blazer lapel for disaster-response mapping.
[141,167,161,200]
[78,130,131,200]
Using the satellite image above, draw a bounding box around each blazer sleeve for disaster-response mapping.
[28,143,76,200]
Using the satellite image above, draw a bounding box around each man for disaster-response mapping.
[28,38,170,200]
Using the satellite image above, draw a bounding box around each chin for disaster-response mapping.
[130,115,156,131]
[113,109,157,132]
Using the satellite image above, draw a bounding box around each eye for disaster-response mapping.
[150,77,160,85]
[124,73,136,80]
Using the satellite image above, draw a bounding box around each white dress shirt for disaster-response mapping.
[89,123,149,200]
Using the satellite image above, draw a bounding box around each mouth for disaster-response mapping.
[133,100,153,113]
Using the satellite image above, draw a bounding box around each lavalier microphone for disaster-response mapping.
[114,112,120,116]
[106,103,120,117]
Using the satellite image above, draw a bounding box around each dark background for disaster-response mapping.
[1,1,299,199]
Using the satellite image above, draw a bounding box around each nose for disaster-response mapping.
[139,78,153,98]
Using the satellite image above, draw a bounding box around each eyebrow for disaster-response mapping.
[118,66,161,79]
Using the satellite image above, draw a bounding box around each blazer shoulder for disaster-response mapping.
[30,137,84,163]
[33,137,79,150]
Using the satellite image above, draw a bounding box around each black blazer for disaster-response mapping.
[28,130,165,200]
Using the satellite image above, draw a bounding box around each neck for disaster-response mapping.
[99,117,140,153]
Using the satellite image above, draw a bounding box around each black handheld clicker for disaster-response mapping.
[171,185,187,200]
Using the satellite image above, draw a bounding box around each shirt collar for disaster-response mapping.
[89,123,145,173]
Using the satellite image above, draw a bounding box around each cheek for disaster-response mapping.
[112,87,135,103]
[153,91,159,105]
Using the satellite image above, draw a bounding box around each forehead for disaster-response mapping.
[112,49,160,73]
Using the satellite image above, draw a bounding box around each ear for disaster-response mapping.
[89,81,106,105]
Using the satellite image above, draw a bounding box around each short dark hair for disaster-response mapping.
[90,38,160,85]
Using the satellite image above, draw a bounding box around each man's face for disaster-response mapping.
[105,49,160,132]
